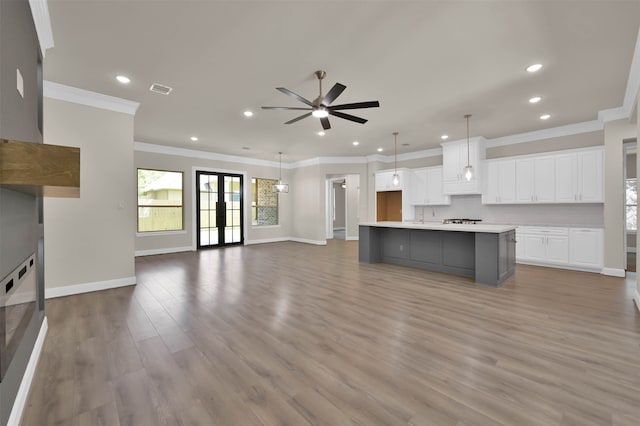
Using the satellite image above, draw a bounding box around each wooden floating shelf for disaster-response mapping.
[0,138,80,197]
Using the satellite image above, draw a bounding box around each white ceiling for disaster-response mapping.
[44,1,640,162]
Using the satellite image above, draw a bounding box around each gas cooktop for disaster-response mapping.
[442,218,483,224]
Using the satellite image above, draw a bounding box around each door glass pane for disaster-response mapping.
[200,230,210,246]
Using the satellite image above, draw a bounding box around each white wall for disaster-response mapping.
[43,98,136,292]
[604,119,636,273]
[134,149,292,253]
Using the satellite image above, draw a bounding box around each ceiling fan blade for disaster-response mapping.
[284,112,312,124]
[329,110,368,124]
[322,83,346,106]
[320,117,331,130]
[329,101,380,111]
[276,87,314,107]
[262,106,312,110]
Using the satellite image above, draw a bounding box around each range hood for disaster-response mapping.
[0,138,80,197]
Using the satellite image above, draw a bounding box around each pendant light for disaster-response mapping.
[463,114,473,181]
[273,152,289,193]
[392,132,400,186]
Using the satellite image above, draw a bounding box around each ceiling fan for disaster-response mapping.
[261,70,380,130]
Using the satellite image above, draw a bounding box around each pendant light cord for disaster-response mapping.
[278,152,283,181]
[393,132,399,173]
[465,114,471,166]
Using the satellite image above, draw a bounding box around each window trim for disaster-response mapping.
[625,177,637,232]
[137,168,185,233]
[251,177,279,226]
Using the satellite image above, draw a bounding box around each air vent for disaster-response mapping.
[149,83,173,95]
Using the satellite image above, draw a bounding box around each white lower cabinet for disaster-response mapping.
[569,228,604,268]
[516,226,602,271]
[520,227,568,264]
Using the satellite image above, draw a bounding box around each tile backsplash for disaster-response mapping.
[414,195,604,227]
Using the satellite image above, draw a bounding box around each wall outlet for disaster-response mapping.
[16,68,24,98]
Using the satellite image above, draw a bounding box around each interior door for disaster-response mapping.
[196,171,243,248]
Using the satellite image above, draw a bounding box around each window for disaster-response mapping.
[252,178,278,226]
[137,169,184,232]
[626,178,637,231]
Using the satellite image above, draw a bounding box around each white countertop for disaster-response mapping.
[359,221,517,233]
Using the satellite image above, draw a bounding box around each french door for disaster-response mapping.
[196,171,243,248]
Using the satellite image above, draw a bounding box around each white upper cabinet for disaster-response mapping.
[410,168,427,204]
[410,167,450,205]
[554,149,603,203]
[375,169,409,192]
[483,159,516,204]
[425,166,450,205]
[441,138,485,195]
[515,156,555,203]
[577,150,604,202]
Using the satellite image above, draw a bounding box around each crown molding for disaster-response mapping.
[622,28,640,117]
[28,0,54,56]
[44,81,140,115]
[134,141,282,168]
[598,107,629,123]
[485,120,603,148]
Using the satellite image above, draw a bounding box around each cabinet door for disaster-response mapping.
[375,171,393,191]
[497,160,516,203]
[555,154,578,203]
[546,235,569,264]
[578,150,603,202]
[534,157,556,202]
[516,158,535,202]
[569,228,603,267]
[410,169,427,204]
[484,161,500,203]
[442,144,461,183]
[425,167,449,204]
[523,234,546,261]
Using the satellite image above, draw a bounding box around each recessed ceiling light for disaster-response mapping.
[352,141,359,146]
[440,134,449,140]
[190,136,198,141]
[243,110,253,117]
[318,131,325,136]
[116,75,130,84]
[526,63,543,73]
[377,148,383,152]
[540,114,551,120]
[529,96,542,103]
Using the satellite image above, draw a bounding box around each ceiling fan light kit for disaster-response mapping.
[262,70,380,130]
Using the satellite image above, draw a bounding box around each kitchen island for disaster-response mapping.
[359,221,517,286]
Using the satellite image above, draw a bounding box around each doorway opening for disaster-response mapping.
[196,171,243,248]
[325,175,360,240]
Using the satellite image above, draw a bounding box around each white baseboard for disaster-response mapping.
[45,276,136,299]
[7,317,48,426]
[135,246,193,257]
[345,236,359,241]
[245,237,290,245]
[634,289,640,313]
[601,267,626,277]
[289,237,327,246]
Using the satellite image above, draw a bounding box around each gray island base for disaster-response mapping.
[359,222,516,287]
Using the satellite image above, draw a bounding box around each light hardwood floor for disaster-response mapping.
[22,240,640,425]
